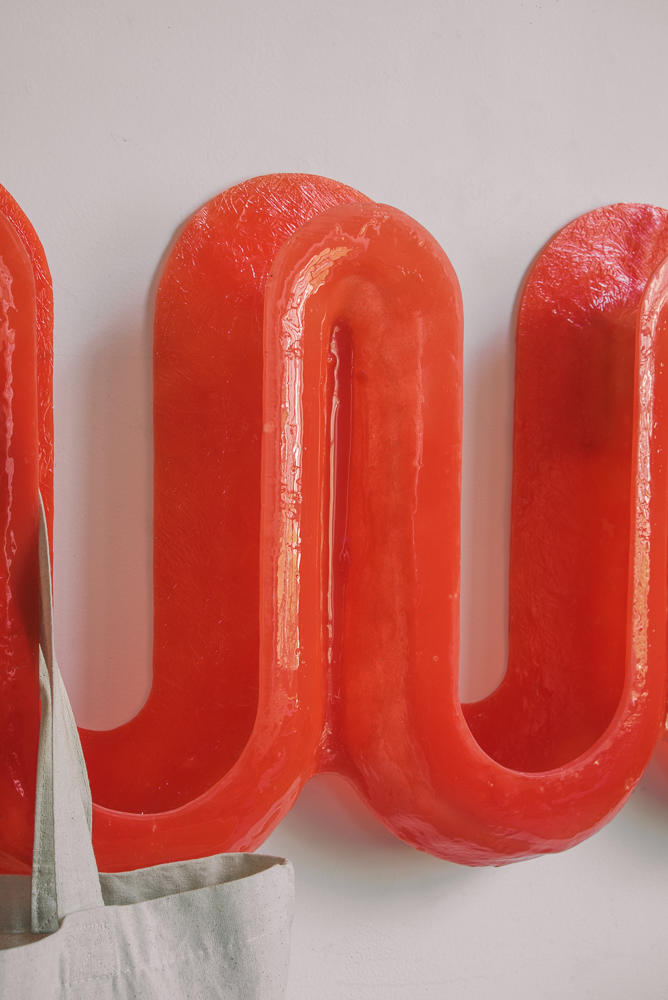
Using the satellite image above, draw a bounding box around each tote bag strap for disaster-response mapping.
[31,493,104,933]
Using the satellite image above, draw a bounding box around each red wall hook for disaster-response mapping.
[1,175,668,872]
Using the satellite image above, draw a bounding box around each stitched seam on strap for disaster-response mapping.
[33,681,55,929]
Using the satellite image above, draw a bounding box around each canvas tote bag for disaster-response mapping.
[0,498,294,998]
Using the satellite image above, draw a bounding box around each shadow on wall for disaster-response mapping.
[626,740,668,853]
[70,214,185,729]
[268,772,475,894]
[459,326,514,705]
[77,316,154,728]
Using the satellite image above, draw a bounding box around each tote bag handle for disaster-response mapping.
[31,493,104,933]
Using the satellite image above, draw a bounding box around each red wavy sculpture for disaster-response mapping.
[1,175,667,871]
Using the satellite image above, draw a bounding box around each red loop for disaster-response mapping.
[2,177,667,870]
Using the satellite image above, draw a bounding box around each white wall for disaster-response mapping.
[2,0,668,995]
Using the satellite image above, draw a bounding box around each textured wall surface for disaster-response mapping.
[2,1,668,995]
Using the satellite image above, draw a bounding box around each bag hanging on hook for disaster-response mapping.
[0,497,294,999]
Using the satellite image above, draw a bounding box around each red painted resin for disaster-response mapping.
[1,175,667,872]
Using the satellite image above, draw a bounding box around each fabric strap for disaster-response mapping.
[31,494,104,933]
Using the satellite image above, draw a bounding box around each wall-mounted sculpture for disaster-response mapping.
[1,175,667,872]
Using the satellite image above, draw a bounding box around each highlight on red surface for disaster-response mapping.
[1,176,667,872]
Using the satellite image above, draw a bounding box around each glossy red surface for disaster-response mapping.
[0,186,53,874]
[1,178,667,871]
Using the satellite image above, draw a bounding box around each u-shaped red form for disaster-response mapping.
[1,175,668,872]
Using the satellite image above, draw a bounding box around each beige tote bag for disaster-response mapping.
[0,499,294,998]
